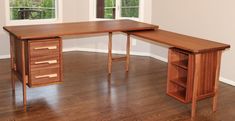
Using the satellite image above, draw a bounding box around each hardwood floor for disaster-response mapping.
[0,51,234,121]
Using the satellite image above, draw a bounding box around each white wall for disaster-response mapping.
[0,0,153,57]
[0,0,10,57]
[62,0,90,51]
[0,0,90,57]
[151,0,235,84]
[79,0,153,55]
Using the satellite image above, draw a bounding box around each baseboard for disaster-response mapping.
[64,47,168,62]
[150,53,168,62]
[0,54,10,59]
[220,77,235,86]
[0,47,234,87]
[63,47,152,57]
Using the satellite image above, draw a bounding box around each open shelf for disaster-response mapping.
[167,47,220,104]
[167,82,187,103]
[170,77,187,88]
[168,91,186,103]
[167,48,190,103]
[171,60,188,70]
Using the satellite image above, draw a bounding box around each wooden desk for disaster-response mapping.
[130,30,230,53]
[130,29,230,117]
[4,20,156,39]
[3,20,230,118]
[3,19,156,109]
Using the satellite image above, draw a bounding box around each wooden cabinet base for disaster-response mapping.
[167,47,222,117]
[10,37,63,88]
[27,38,63,87]
[5,20,230,118]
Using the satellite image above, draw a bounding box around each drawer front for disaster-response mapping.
[30,55,60,70]
[29,39,60,57]
[27,38,63,87]
[30,67,61,85]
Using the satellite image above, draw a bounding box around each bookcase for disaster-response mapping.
[167,47,217,103]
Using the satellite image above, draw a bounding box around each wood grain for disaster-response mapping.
[27,38,63,87]
[20,40,27,109]
[167,48,225,118]
[167,48,224,104]
[213,51,222,112]
[10,35,16,91]
[3,20,157,40]
[130,29,230,53]
[108,32,112,74]
[126,34,131,72]
[0,51,235,121]
[191,54,201,118]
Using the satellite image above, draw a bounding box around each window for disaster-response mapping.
[5,0,62,25]
[95,0,141,19]
[9,0,57,20]
[121,0,139,18]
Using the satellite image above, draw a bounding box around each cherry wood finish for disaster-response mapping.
[166,47,225,118]
[167,48,191,103]
[9,37,63,109]
[108,33,131,74]
[3,20,157,40]
[5,20,154,109]
[3,20,230,118]
[1,52,235,121]
[191,53,201,118]
[27,38,63,87]
[9,36,27,109]
[108,32,113,74]
[130,30,230,118]
[21,40,27,110]
[126,34,131,72]
[167,48,223,103]
[130,29,230,53]
[213,51,222,112]
[10,35,16,91]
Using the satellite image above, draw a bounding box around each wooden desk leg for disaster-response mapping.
[108,32,113,74]
[21,41,27,109]
[126,34,130,72]
[191,54,201,118]
[10,35,15,91]
[213,51,222,112]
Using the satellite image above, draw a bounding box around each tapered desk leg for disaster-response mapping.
[108,32,113,74]
[108,33,131,73]
[10,35,15,91]
[213,51,222,112]
[191,54,201,118]
[126,34,130,72]
[21,41,27,110]
[11,71,15,92]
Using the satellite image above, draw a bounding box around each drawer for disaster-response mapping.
[30,55,60,70]
[29,67,61,86]
[29,39,60,57]
[27,37,63,87]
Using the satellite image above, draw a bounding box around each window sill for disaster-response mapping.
[90,17,140,22]
[6,18,62,26]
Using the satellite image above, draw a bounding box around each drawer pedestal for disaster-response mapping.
[26,38,63,87]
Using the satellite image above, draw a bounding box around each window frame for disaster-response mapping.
[89,0,144,21]
[5,0,63,25]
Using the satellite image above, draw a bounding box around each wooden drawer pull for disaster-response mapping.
[35,60,58,64]
[35,74,58,79]
[34,46,57,50]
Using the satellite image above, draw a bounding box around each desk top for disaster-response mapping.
[130,29,230,53]
[3,20,157,40]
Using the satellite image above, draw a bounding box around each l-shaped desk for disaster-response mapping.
[3,20,230,118]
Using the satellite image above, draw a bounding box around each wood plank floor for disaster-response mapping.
[0,51,235,121]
